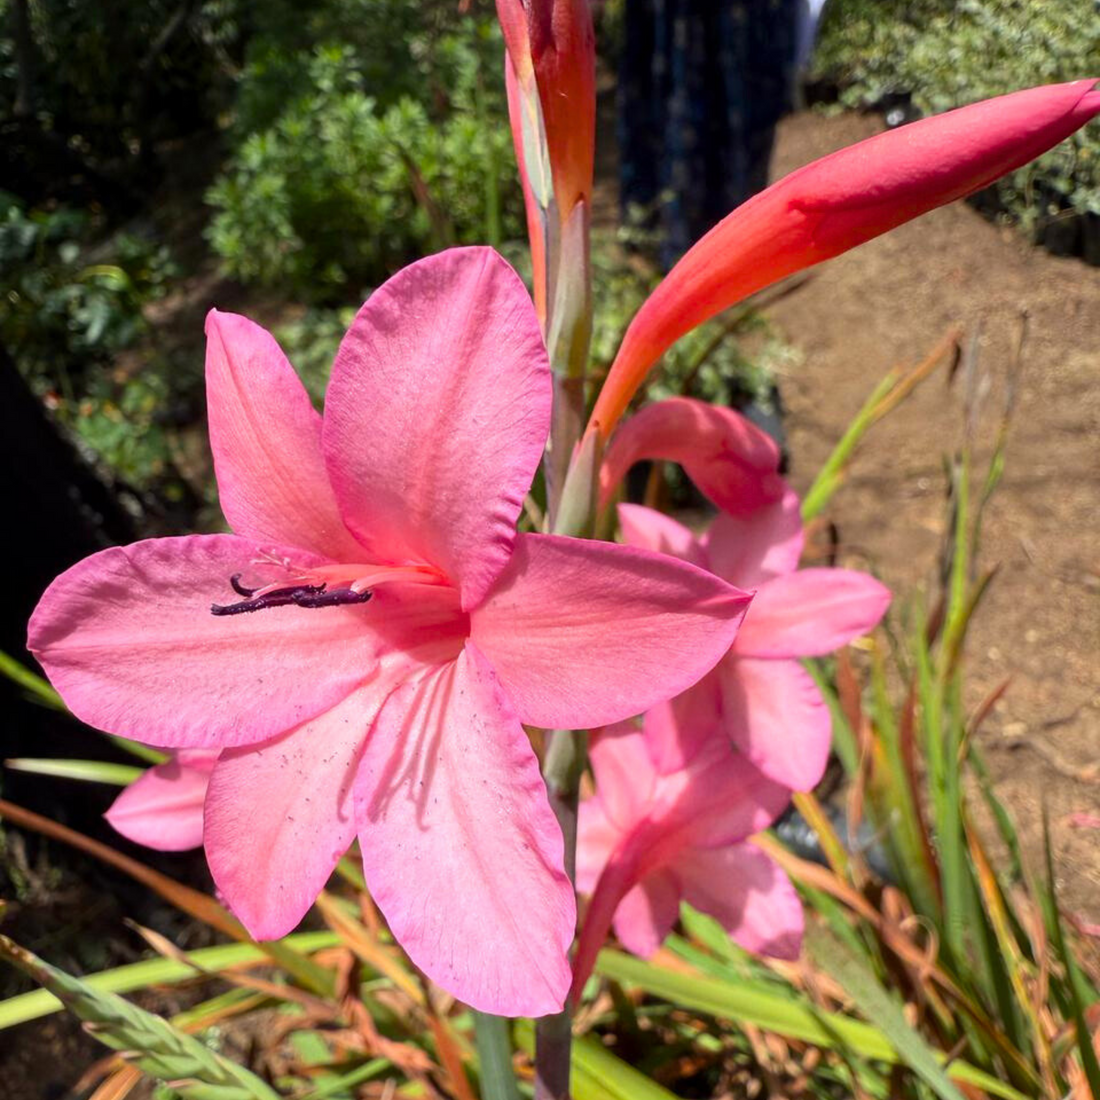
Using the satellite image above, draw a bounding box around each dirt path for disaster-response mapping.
[764,111,1099,920]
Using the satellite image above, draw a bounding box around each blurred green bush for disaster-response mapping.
[0,192,187,489]
[813,0,1100,244]
[0,193,175,376]
[206,1,522,300]
[0,0,240,203]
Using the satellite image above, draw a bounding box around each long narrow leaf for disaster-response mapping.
[801,328,958,521]
[0,650,65,709]
[473,1012,522,1100]
[0,931,339,1029]
[1044,813,1100,1097]
[595,949,1029,1100]
[806,925,967,1100]
[514,1019,680,1100]
[5,758,143,785]
[0,935,282,1100]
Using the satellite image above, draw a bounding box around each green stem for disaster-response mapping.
[547,373,586,524]
[544,201,592,529]
[473,1011,522,1100]
[535,729,587,1100]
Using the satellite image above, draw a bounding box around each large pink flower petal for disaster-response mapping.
[642,674,723,775]
[678,843,802,959]
[205,310,363,562]
[735,569,891,658]
[718,655,831,791]
[323,248,551,609]
[600,398,784,516]
[588,724,656,830]
[612,870,681,958]
[28,535,378,748]
[204,688,376,939]
[470,533,751,730]
[105,750,217,852]
[356,643,574,1016]
[617,503,708,568]
[704,489,804,588]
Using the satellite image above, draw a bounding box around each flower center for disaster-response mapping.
[209,557,448,617]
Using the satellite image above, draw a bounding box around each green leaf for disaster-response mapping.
[1044,813,1100,1097]
[805,925,966,1100]
[472,1012,521,1100]
[0,934,282,1100]
[514,1020,679,1100]
[298,1058,390,1100]
[802,370,897,521]
[5,758,144,785]
[0,930,338,1029]
[571,1033,682,1100]
[597,947,894,1058]
[595,949,1029,1100]
[0,650,65,710]
[108,734,170,764]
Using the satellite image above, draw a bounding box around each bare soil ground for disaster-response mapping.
[765,111,1100,922]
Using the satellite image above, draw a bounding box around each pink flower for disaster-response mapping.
[599,396,787,517]
[572,723,798,998]
[619,488,890,791]
[105,750,217,852]
[28,247,751,1016]
[590,80,1100,436]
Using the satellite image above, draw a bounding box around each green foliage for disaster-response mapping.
[273,306,356,404]
[0,0,240,198]
[0,192,175,375]
[0,192,187,487]
[206,5,522,299]
[789,362,1100,1096]
[813,0,1100,228]
[0,934,282,1100]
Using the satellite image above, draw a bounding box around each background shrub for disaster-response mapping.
[205,2,522,300]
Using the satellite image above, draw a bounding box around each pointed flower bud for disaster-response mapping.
[497,0,596,220]
[591,80,1100,438]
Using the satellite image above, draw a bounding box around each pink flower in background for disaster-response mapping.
[619,486,890,791]
[599,395,786,517]
[28,247,752,1016]
[105,750,217,852]
[572,723,798,998]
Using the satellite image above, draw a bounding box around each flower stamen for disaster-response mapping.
[211,576,373,616]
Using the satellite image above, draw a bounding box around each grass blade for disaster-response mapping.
[473,1012,522,1100]
[0,650,65,709]
[801,328,958,521]
[0,934,282,1100]
[0,931,339,1029]
[805,925,966,1100]
[1044,813,1100,1097]
[5,758,143,785]
[515,1019,680,1100]
[595,949,1029,1100]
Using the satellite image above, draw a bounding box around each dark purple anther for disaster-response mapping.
[211,577,372,616]
[230,573,258,597]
